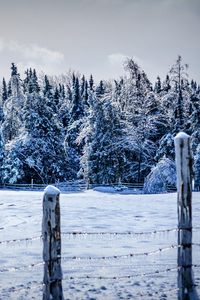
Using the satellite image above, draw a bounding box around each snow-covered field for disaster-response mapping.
[0,189,200,300]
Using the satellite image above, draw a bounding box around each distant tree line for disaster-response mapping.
[0,56,200,189]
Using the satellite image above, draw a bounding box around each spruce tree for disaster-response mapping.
[0,129,5,184]
[2,63,24,141]
[154,76,161,93]
[96,80,105,97]
[89,75,94,91]
[2,78,8,103]
[162,75,171,92]
[194,144,200,191]
[70,77,84,121]
[169,55,189,132]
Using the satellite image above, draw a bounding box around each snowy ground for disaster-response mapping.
[0,189,200,300]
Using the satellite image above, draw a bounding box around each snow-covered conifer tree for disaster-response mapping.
[81,94,127,184]
[0,129,5,183]
[190,94,200,155]
[64,75,86,179]
[154,76,162,94]
[155,133,175,162]
[194,144,200,191]
[2,63,24,142]
[2,78,8,103]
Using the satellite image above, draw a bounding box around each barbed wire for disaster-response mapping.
[0,228,178,245]
[63,266,180,280]
[0,262,44,273]
[0,236,41,245]
[61,244,179,261]
[61,227,178,236]
[1,226,200,246]
[64,265,200,281]
[1,257,200,276]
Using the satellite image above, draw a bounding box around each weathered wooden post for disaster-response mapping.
[42,185,64,300]
[175,132,198,300]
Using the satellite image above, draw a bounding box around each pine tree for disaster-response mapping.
[2,142,24,184]
[7,80,12,97]
[32,69,40,93]
[23,69,30,93]
[58,84,70,131]
[0,103,4,124]
[80,75,85,96]
[11,63,18,76]
[2,64,24,141]
[43,75,52,97]
[82,80,89,108]
[2,78,8,103]
[89,75,94,91]
[190,94,200,155]
[16,92,68,183]
[54,87,60,107]
[70,77,84,121]
[194,144,200,190]
[154,76,161,93]
[96,80,105,97]
[174,90,184,132]
[162,75,171,92]
[79,95,129,184]
[64,76,85,179]
[0,129,5,184]
[155,133,175,162]
[169,55,189,132]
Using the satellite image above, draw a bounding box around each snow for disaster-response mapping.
[0,189,200,299]
[174,131,191,195]
[174,131,190,140]
[44,185,60,195]
[93,186,142,194]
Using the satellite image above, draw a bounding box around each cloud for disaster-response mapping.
[0,38,65,77]
[108,53,128,66]
[0,38,64,61]
[7,41,64,63]
[108,53,143,68]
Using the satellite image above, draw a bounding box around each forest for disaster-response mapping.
[0,56,200,191]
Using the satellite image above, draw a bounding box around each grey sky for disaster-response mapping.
[0,0,199,83]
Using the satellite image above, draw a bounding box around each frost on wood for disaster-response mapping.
[42,185,64,300]
[174,132,192,199]
[174,132,198,300]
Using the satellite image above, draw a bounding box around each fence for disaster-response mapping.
[0,182,177,193]
[0,132,199,300]
[40,131,198,300]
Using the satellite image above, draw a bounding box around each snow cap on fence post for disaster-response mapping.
[42,185,64,300]
[174,132,197,300]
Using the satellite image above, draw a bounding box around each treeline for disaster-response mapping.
[0,56,200,188]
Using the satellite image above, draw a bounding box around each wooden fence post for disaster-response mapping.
[175,132,198,300]
[42,185,64,300]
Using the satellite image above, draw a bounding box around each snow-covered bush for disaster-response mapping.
[143,157,176,194]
